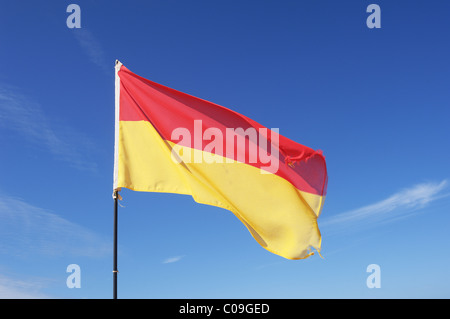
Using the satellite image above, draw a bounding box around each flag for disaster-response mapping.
[113,61,328,259]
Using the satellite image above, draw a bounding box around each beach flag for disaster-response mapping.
[113,61,327,260]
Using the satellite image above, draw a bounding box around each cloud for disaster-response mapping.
[0,85,97,172]
[321,180,449,232]
[0,194,110,257]
[0,274,52,299]
[162,255,185,264]
[72,28,109,74]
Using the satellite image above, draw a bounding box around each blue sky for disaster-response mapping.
[0,0,449,299]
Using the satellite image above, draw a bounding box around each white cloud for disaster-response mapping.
[321,180,448,232]
[0,86,97,172]
[162,255,185,264]
[0,274,52,299]
[72,28,109,74]
[0,194,109,257]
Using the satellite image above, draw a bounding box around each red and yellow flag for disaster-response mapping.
[113,61,327,259]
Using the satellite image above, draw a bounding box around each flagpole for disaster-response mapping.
[113,60,122,299]
[113,190,119,299]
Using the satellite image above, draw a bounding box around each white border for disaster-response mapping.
[113,60,123,191]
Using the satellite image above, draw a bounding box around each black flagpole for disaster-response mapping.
[113,190,119,299]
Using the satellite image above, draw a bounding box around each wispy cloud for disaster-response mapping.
[0,193,109,257]
[321,180,449,233]
[72,28,109,74]
[162,255,185,264]
[0,85,97,172]
[0,274,52,299]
